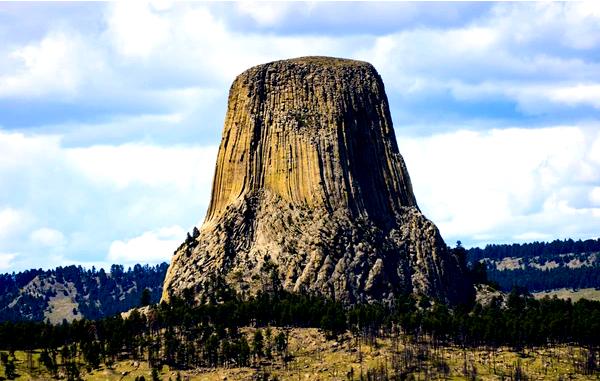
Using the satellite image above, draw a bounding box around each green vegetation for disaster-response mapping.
[0,282,599,379]
[2,237,598,324]
[0,263,168,322]
[467,238,600,292]
[0,238,598,378]
[534,287,600,302]
[0,327,597,380]
[468,238,600,262]
[487,265,600,292]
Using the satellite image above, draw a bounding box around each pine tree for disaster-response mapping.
[140,288,152,307]
[151,366,160,381]
[4,358,16,380]
[238,336,251,366]
[252,329,264,359]
[274,331,288,357]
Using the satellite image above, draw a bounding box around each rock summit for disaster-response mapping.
[162,56,473,305]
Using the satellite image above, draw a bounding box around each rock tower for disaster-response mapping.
[162,57,474,305]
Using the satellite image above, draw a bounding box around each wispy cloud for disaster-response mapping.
[108,226,187,267]
[0,130,216,271]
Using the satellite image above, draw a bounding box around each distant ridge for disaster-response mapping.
[467,238,600,292]
[0,263,168,322]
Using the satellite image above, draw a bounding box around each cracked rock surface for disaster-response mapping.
[162,56,474,305]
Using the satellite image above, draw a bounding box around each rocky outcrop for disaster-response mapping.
[162,56,474,305]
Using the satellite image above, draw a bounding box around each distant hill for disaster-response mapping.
[0,263,168,323]
[466,238,600,292]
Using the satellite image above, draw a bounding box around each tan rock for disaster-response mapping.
[162,56,474,305]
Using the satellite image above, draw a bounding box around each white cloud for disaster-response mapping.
[66,143,217,190]
[546,84,600,109]
[445,82,600,114]
[1,2,600,271]
[105,2,171,58]
[5,2,597,140]
[590,187,600,206]
[0,129,216,271]
[30,227,66,247]
[0,253,18,271]
[0,208,23,233]
[235,2,296,26]
[103,2,350,85]
[357,2,600,117]
[399,126,600,245]
[108,225,186,265]
[513,232,553,242]
[0,32,94,99]
[0,128,62,171]
[2,2,600,124]
[0,208,29,240]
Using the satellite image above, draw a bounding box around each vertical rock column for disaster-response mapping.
[162,56,474,306]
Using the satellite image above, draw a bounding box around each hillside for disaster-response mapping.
[533,288,600,302]
[1,290,598,380]
[2,328,597,380]
[0,263,168,322]
[466,238,600,292]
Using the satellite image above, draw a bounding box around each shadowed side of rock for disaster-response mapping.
[206,57,417,228]
[162,56,474,306]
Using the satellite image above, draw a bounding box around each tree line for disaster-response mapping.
[0,285,599,379]
[0,263,168,322]
[487,264,600,292]
[466,238,600,292]
[467,237,600,262]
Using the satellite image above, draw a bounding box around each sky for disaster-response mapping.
[1,1,600,272]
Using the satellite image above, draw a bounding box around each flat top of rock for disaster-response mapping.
[242,56,375,74]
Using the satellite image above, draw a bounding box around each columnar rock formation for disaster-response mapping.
[162,56,474,305]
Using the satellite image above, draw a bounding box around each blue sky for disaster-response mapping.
[1,2,600,272]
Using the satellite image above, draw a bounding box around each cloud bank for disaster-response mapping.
[0,2,599,271]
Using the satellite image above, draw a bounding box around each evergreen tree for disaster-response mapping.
[264,327,273,359]
[252,329,264,359]
[4,358,16,380]
[274,331,288,357]
[140,288,152,307]
[151,367,160,381]
[238,336,251,366]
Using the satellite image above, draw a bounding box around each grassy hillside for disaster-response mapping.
[1,328,597,380]
[1,289,599,381]
[0,263,168,322]
[466,238,600,292]
[533,288,600,302]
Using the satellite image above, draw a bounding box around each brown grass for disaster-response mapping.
[3,328,597,380]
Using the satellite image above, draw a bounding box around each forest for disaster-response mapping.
[0,241,598,379]
[486,265,600,292]
[0,283,599,380]
[466,238,600,292]
[0,263,168,322]
[466,238,600,262]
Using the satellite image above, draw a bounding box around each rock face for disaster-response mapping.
[162,56,474,305]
